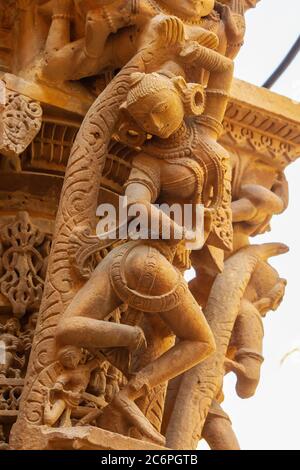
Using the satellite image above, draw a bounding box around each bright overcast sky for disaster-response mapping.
[199,0,300,450]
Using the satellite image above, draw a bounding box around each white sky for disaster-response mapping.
[199,0,300,450]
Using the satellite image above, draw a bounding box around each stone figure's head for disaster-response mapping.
[267,279,287,313]
[163,0,215,18]
[26,312,39,331]
[5,318,20,335]
[121,72,205,139]
[57,345,82,370]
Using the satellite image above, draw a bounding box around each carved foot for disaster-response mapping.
[113,392,166,447]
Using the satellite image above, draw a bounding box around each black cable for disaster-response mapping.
[262,35,300,89]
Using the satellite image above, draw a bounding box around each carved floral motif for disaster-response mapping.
[0,212,51,316]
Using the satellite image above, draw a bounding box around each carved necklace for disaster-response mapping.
[144,122,195,159]
[146,0,219,28]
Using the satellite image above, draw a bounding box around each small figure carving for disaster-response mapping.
[55,71,220,445]
[168,159,289,448]
[39,0,245,83]
[0,425,10,451]
[43,347,105,427]
[202,259,286,450]
[231,171,289,236]
[0,318,24,379]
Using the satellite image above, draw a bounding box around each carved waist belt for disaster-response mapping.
[110,241,188,313]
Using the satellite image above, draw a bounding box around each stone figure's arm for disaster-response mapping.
[53,373,69,389]
[180,42,234,128]
[42,1,102,81]
[215,0,246,59]
[232,184,286,223]
[16,0,37,70]
[229,298,264,399]
[42,1,131,81]
[272,172,289,211]
[231,197,257,222]
[43,390,66,426]
[123,154,193,242]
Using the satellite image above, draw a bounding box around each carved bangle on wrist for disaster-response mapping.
[52,13,73,20]
[206,88,229,98]
[196,115,224,137]
[102,7,118,33]
[228,41,244,48]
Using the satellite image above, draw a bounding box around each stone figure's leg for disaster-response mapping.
[118,288,215,399]
[60,407,72,428]
[202,413,240,450]
[118,245,216,397]
[111,245,215,444]
[56,253,146,354]
[44,399,66,427]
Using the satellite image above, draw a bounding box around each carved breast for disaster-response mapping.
[160,161,198,201]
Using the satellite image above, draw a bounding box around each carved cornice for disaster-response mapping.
[221,80,300,169]
[1,74,299,174]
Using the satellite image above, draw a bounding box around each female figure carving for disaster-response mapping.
[55,72,222,445]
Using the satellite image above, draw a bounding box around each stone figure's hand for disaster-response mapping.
[52,382,64,391]
[17,0,34,10]
[87,0,131,32]
[184,227,204,250]
[224,358,246,376]
[221,0,246,45]
[240,184,285,217]
[255,280,286,314]
[157,15,185,46]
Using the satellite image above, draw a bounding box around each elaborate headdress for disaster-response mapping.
[122,72,205,117]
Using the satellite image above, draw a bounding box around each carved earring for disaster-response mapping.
[115,102,148,148]
[130,72,146,86]
[182,84,206,117]
[172,77,205,117]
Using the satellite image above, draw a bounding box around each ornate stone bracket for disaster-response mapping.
[0,80,42,159]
